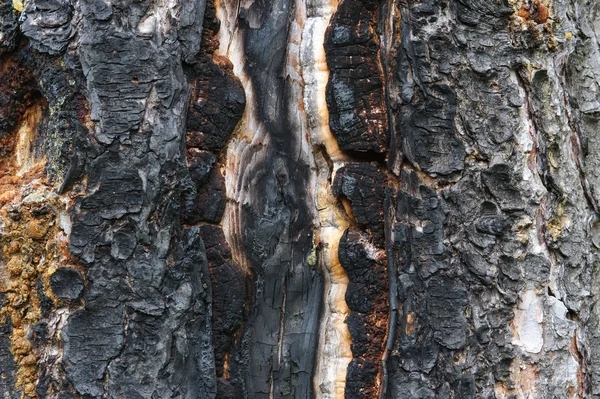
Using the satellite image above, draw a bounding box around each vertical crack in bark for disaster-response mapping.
[378,1,401,395]
[299,0,360,396]
[379,187,398,399]
[558,3,600,393]
[217,0,323,396]
[555,56,600,215]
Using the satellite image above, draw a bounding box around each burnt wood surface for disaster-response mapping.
[2,0,600,398]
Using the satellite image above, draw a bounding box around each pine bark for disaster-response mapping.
[1,0,600,398]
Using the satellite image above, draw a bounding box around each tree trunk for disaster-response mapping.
[1,0,600,397]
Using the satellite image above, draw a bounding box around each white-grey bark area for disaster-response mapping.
[2,0,600,398]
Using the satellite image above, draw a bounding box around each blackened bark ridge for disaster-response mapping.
[2,0,600,398]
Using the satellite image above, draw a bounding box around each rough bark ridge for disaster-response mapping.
[2,0,600,398]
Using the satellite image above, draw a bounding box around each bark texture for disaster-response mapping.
[2,0,600,398]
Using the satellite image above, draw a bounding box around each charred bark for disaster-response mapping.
[2,0,600,398]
